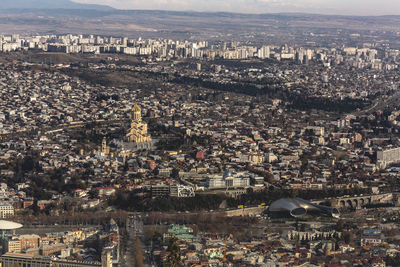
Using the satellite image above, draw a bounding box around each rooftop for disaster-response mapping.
[0,220,23,230]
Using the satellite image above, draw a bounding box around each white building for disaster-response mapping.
[0,204,14,218]
[206,171,251,189]
[377,147,400,168]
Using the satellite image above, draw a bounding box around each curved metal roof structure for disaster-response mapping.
[0,220,23,230]
[269,198,340,218]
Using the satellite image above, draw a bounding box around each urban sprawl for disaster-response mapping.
[0,32,399,266]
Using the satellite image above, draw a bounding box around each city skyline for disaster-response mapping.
[73,0,400,16]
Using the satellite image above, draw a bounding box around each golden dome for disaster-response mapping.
[132,104,141,113]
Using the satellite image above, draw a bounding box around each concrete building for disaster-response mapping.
[0,253,103,267]
[206,172,251,189]
[5,234,40,253]
[377,147,400,167]
[0,204,14,218]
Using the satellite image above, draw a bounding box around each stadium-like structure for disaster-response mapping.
[268,198,340,219]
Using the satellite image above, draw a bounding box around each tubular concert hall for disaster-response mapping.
[267,198,340,219]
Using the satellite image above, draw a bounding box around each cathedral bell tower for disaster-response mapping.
[132,104,142,121]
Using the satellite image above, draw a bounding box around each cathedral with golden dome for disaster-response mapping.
[126,104,152,149]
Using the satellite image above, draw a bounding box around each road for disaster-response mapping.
[355,92,399,116]
[121,212,148,267]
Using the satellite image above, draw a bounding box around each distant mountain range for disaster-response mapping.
[0,0,113,10]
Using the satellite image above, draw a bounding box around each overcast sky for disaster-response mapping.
[73,0,400,15]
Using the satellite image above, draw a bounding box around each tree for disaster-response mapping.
[164,238,181,267]
[342,231,354,246]
[134,237,144,267]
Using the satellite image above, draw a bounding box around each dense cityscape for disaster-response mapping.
[0,4,400,267]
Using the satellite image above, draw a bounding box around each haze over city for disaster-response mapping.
[73,0,400,15]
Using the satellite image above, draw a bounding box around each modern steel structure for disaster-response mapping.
[268,198,340,219]
[0,220,22,240]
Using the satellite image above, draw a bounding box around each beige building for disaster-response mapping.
[126,104,152,149]
[5,234,40,253]
[0,204,14,218]
[6,239,21,253]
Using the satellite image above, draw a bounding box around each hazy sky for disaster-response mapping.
[73,0,400,15]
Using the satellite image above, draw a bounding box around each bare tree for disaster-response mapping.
[134,237,144,267]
